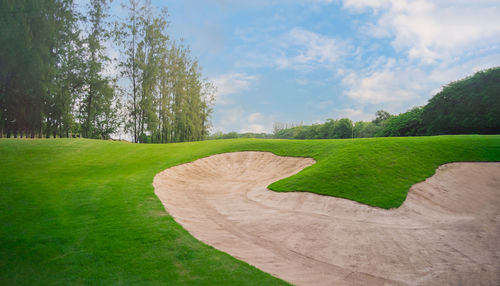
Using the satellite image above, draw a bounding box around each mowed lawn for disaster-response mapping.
[1,135,499,285]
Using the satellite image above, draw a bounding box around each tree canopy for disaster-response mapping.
[421,67,500,135]
[0,0,214,142]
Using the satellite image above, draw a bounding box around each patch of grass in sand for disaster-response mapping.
[265,135,500,208]
[1,135,499,284]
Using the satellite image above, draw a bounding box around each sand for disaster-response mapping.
[153,152,500,286]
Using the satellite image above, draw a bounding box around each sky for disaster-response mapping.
[114,0,500,134]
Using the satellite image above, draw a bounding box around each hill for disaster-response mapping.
[1,136,499,284]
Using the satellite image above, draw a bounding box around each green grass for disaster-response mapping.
[1,135,499,285]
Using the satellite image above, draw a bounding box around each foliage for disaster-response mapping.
[372,110,391,125]
[0,0,213,142]
[79,0,121,139]
[353,121,380,138]
[0,0,81,138]
[208,131,274,140]
[421,67,500,135]
[1,136,500,284]
[116,1,214,143]
[334,118,354,139]
[274,118,354,139]
[380,107,424,137]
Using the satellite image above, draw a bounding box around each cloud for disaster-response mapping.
[341,53,500,112]
[212,109,274,134]
[240,112,273,133]
[276,27,348,70]
[339,0,500,114]
[207,0,338,8]
[342,66,423,105]
[344,0,500,63]
[248,112,263,123]
[337,108,373,121]
[211,73,257,104]
[214,106,246,133]
[241,124,267,133]
[343,0,390,11]
[307,0,338,4]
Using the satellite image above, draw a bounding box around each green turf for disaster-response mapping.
[1,135,499,285]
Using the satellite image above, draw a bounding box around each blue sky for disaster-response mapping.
[114,0,500,134]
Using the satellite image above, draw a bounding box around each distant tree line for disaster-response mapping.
[207,131,274,140]
[274,67,500,139]
[213,67,499,140]
[273,118,356,139]
[273,67,499,139]
[0,0,214,142]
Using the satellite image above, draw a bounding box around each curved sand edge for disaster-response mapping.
[153,152,500,286]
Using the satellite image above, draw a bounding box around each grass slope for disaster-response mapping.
[1,135,499,284]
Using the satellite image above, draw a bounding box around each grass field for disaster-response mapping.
[1,135,499,285]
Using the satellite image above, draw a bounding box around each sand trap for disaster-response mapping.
[153,152,500,286]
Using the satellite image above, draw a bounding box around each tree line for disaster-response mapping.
[270,67,499,140]
[208,131,274,140]
[0,0,214,143]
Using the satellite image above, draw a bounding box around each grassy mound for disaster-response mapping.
[1,135,499,284]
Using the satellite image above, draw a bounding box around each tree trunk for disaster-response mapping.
[86,84,93,138]
[53,120,57,138]
[46,117,51,139]
[132,18,138,144]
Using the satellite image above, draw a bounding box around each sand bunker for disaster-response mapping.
[153,152,500,286]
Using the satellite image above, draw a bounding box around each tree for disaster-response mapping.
[380,107,424,137]
[116,2,213,143]
[0,0,79,138]
[135,6,164,142]
[324,119,337,138]
[334,118,353,139]
[1,0,213,141]
[353,121,379,138]
[44,0,82,138]
[422,67,500,135]
[372,110,391,125]
[116,0,144,142]
[79,0,120,139]
[273,122,286,135]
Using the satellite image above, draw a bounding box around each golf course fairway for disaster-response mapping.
[1,135,500,285]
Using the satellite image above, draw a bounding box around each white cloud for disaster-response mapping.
[211,73,257,104]
[213,106,246,133]
[241,112,273,133]
[276,27,348,69]
[340,0,500,114]
[341,53,500,111]
[342,62,425,105]
[241,124,267,133]
[209,0,338,8]
[309,0,338,4]
[248,112,263,123]
[343,0,390,11]
[337,108,373,121]
[344,0,500,63]
[212,108,274,134]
